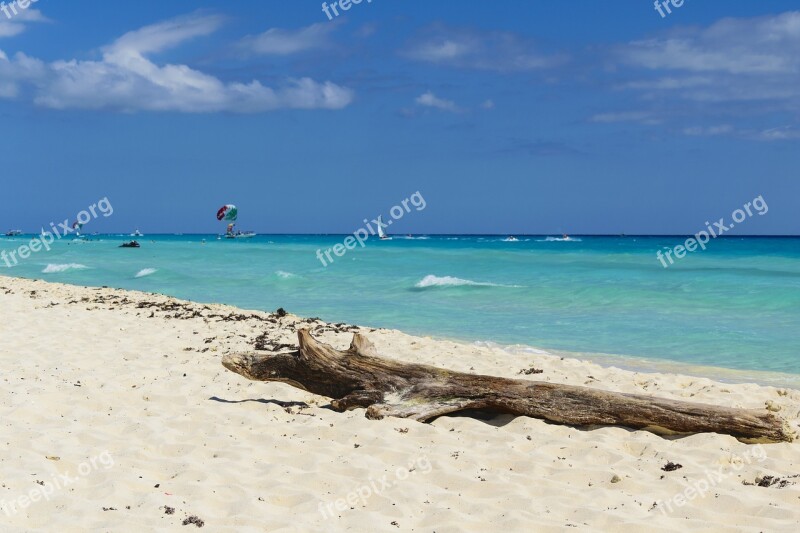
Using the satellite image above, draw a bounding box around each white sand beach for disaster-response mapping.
[1,276,799,532]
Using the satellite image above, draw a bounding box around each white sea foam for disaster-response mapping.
[473,340,552,356]
[42,263,89,274]
[135,268,158,278]
[415,275,519,289]
[276,270,297,279]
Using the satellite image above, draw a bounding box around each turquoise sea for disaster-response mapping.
[2,234,799,383]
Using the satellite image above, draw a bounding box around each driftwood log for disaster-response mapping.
[222,330,793,443]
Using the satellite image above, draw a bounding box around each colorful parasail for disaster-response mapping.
[216,204,238,222]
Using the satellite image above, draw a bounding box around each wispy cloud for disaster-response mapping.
[617,11,800,107]
[0,8,47,38]
[405,25,566,72]
[590,111,660,125]
[682,125,734,136]
[239,22,335,55]
[501,138,584,157]
[752,125,800,141]
[415,91,459,112]
[681,124,800,141]
[0,13,354,113]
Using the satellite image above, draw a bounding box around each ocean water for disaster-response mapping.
[2,234,799,380]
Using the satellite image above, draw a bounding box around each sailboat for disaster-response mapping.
[72,221,89,242]
[377,216,391,240]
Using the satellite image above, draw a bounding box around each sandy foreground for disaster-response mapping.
[0,276,799,532]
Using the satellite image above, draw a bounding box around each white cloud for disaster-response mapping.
[0,8,47,38]
[415,91,459,112]
[590,111,660,125]
[411,39,471,62]
[405,26,566,72]
[753,126,800,141]
[481,99,495,110]
[239,22,334,55]
[680,124,800,141]
[618,11,800,106]
[0,13,354,113]
[622,12,800,75]
[683,125,733,136]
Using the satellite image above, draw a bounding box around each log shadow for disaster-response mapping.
[208,396,309,409]
[435,409,519,427]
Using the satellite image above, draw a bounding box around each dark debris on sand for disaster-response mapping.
[26,285,371,355]
[661,462,683,472]
[744,474,799,488]
[518,367,544,375]
[253,331,297,352]
[183,515,205,527]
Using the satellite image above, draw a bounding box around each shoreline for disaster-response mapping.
[493,343,800,390]
[2,275,799,530]
[3,272,799,388]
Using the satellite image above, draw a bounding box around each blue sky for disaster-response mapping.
[0,0,798,234]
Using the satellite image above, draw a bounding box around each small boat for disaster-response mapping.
[503,236,519,242]
[217,204,256,239]
[224,223,256,239]
[225,231,256,239]
[120,240,141,248]
[377,216,391,241]
[131,229,143,237]
[4,230,22,237]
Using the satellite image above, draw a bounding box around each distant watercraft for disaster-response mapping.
[540,234,580,242]
[503,236,519,242]
[131,229,143,237]
[4,230,22,237]
[224,223,256,239]
[377,216,391,240]
[216,204,256,239]
[226,231,256,239]
[120,240,140,248]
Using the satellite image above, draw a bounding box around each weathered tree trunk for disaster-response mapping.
[222,330,793,443]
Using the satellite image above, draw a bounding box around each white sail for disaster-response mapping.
[377,216,387,239]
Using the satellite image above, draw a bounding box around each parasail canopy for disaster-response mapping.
[216,204,238,222]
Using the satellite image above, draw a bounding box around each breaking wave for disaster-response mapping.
[42,264,89,274]
[414,275,519,289]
